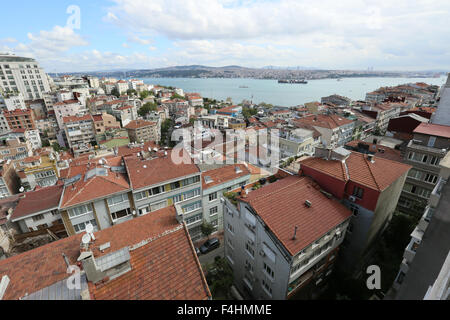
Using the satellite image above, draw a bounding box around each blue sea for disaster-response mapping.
[141,76,446,107]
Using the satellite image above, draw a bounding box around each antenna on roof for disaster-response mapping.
[81,233,91,250]
[292,226,298,240]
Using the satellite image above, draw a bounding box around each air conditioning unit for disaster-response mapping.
[349,195,356,202]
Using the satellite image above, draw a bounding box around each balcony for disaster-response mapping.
[403,238,420,264]
[429,177,446,207]
[406,140,447,157]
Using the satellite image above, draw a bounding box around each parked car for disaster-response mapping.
[199,238,220,254]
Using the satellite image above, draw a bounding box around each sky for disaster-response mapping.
[0,0,449,73]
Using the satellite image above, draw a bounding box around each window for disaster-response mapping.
[408,169,422,180]
[430,156,440,166]
[424,173,438,184]
[210,206,218,216]
[262,280,273,297]
[245,243,255,258]
[68,204,92,218]
[185,213,202,225]
[227,223,234,234]
[211,218,218,228]
[209,192,217,202]
[352,186,364,199]
[135,190,148,200]
[150,200,167,212]
[263,263,275,279]
[73,219,97,233]
[107,193,127,206]
[111,208,132,220]
[149,186,162,196]
[173,194,182,203]
[32,214,45,222]
[184,188,200,200]
[427,136,436,147]
[170,181,181,190]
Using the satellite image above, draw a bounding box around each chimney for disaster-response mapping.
[292,226,298,240]
[78,251,107,284]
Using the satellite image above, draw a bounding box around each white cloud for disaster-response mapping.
[103,0,450,69]
[128,35,152,45]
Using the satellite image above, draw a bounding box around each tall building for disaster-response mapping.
[392,151,450,300]
[63,115,96,157]
[223,175,352,299]
[0,54,51,100]
[300,147,411,270]
[397,123,450,216]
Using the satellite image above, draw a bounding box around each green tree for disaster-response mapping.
[111,87,120,98]
[201,222,215,239]
[171,93,185,100]
[139,90,150,100]
[127,89,137,96]
[206,257,234,299]
[42,139,50,147]
[51,142,62,152]
[138,102,158,117]
[242,106,258,119]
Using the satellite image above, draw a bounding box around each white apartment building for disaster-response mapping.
[0,54,51,100]
[24,129,42,151]
[53,99,86,129]
[0,92,26,111]
[63,114,95,156]
[223,175,351,300]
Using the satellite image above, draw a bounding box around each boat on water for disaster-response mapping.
[278,79,308,84]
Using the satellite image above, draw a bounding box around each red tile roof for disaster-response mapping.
[116,141,160,157]
[202,164,250,189]
[60,156,130,209]
[124,120,156,130]
[10,185,63,221]
[300,151,411,191]
[241,175,351,256]
[0,206,210,300]
[63,114,93,124]
[294,114,354,129]
[413,123,450,138]
[124,150,199,190]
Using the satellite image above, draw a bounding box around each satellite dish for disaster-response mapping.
[19,187,24,193]
[81,233,91,245]
[85,223,94,234]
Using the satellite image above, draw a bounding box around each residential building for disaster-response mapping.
[112,104,137,127]
[223,175,352,299]
[0,205,211,300]
[0,53,51,100]
[63,115,96,157]
[300,147,411,269]
[292,114,354,147]
[0,195,21,254]
[397,123,450,216]
[0,134,32,162]
[0,93,26,111]
[277,128,318,158]
[115,80,129,95]
[24,129,41,151]
[10,185,64,233]
[387,114,429,141]
[201,164,251,233]
[321,94,351,106]
[125,120,159,143]
[125,151,204,240]
[392,151,450,300]
[430,73,450,126]
[16,152,58,190]
[53,99,86,130]
[0,113,10,134]
[92,113,120,134]
[3,108,36,131]
[360,103,402,134]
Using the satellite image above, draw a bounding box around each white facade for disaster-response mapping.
[0,54,51,100]
[24,129,42,151]
[53,101,86,129]
[0,93,26,111]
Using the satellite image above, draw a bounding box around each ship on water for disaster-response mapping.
[278,79,308,84]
